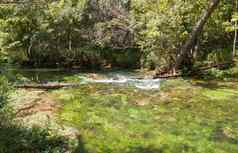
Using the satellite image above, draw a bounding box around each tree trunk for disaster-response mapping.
[233,0,238,57]
[175,0,220,70]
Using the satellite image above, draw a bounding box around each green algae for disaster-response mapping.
[51,79,238,153]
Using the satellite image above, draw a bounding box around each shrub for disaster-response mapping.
[0,75,9,108]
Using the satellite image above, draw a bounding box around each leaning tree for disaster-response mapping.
[174,0,221,70]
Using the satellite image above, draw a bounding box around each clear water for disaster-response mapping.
[7,69,161,90]
[5,68,238,153]
[84,74,161,90]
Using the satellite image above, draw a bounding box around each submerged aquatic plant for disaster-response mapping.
[53,78,238,153]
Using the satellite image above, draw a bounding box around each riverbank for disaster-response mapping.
[6,72,238,153]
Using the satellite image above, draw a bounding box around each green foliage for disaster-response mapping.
[206,48,233,64]
[0,75,9,108]
[131,0,192,68]
[224,11,238,32]
[0,0,233,69]
[0,0,140,68]
[0,121,70,153]
[202,65,238,80]
[0,72,70,153]
[131,0,233,69]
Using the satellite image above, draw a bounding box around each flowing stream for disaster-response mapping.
[6,69,161,90]
[84,74,161,90]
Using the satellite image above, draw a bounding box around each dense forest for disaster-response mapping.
[1,0,238,153]
[0,0,235,70]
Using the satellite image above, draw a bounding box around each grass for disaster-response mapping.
[52,79,238,153]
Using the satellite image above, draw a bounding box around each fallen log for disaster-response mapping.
[153,73,182,79]
[153,62,234,79]
[199,61,233,71]
[15,83,81,89]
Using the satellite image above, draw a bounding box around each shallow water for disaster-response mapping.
[53,79,238,153]
[8,68,161,90]
[85,74,161,90]
[8,68,238,153]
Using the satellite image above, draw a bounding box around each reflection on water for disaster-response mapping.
[5,68,76,82]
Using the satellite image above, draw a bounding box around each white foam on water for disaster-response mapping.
[93,79,128,84]
[133,79,161,90]
[85,74,161,90]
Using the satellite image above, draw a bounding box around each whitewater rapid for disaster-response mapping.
[84,74,161,90]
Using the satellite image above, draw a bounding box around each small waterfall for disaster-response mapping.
[85,74,161,90]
